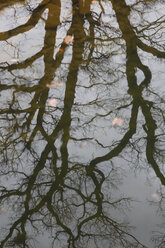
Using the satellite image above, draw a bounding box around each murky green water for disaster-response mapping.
[0,0,165,247]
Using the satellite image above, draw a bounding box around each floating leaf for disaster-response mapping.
[46,81,63,88]
[90,87,95,91]
[112,117,123,127]
[59,48,64,53]
[80,141,87,148]
[0,207,6,212]
[64,35,74,44]
[11,58,19,63]
[151,193,160,202]
[48,99,58,107]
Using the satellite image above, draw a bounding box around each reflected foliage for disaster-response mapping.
[0,0,165,247]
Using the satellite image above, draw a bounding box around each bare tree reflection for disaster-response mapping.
[0,0,165,247]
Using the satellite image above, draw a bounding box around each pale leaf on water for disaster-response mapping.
[80,141,87,148]
[90,87,95,91]
[64,35,74,44]
[151,193,160,202]
[48,99,58,107]
[11,58,19,63]
[112,117,123,126]
[46,81,63,88]
[58,48,64,53]
[0,207,6,212]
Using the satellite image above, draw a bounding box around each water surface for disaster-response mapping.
[0,0,165,247]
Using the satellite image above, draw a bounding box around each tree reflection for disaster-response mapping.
[0,0,165,247]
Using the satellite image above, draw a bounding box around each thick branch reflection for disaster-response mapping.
[0,0,165,247]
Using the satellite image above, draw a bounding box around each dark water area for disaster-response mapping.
[0,0,165,247]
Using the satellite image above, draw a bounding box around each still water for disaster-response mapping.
[0,0,165,247]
